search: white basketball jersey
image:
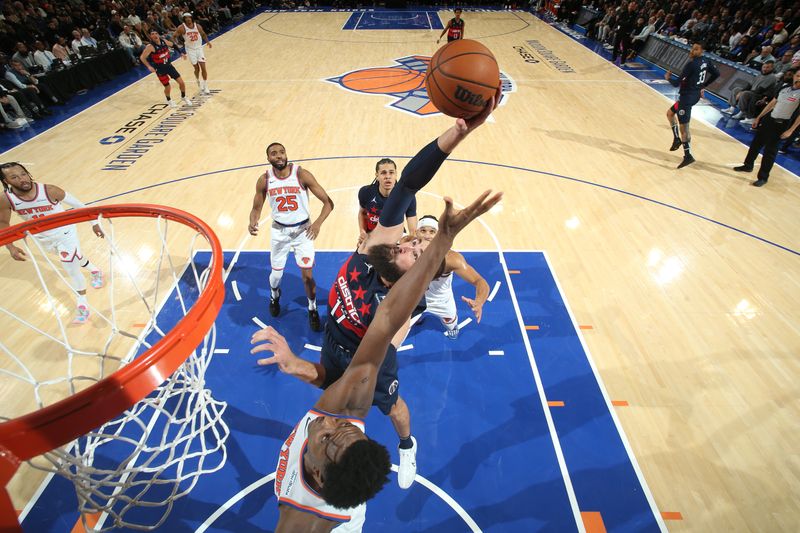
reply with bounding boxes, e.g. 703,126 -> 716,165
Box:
4,183 -> 68,240
183,23 -> 202,51
275,409 -> 366,525
426,271 -> 454,302
266,164 -> 311,226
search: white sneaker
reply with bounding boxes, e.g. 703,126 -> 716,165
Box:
397,436 -> 417,489
444,326 -> 460,339
72,305 -> 90,325
202,86 -> 211,95
168,100 -> 178,108
731,111 -> 744,119
721,106 -> 736,114
740,118 -> 754,125
182,97 -> 192,106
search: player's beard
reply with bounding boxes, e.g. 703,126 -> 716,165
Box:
272,160 -> 287,171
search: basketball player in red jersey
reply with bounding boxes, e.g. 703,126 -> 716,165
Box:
356,159 -> 417,247
172,13 -> 212,95
437,8 -> 465,44
0,162 -> 105,324
248,143 -> 334,332
140,30 -> 192,109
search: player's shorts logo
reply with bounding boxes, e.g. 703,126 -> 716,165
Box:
302,257 -> 310,265
60,251 -> 69,258
679,109 -> 685,116
326,55 -> 515,117
388,379 -> 398,395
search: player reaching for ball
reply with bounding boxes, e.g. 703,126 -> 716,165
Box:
251,92 -> 500,532
254,189 -> 502,532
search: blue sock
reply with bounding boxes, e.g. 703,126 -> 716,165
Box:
399,435 -> 414,449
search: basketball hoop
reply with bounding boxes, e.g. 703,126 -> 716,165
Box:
0,204 -> 228,531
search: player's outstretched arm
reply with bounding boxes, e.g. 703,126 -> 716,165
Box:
316,190 -> 503,418
250,326 -> 327,387
248,174 -> 267,236
298,168 -> 334,240
361,91 -> 500,253
46,185 -> 104,238
450,250 -> 490,323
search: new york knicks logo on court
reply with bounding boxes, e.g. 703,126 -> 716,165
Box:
326,55 -> 515,117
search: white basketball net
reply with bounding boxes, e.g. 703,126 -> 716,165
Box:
0,212 -> 229,531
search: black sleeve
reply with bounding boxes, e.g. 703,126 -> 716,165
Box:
406,196 -> 417,218
357,185 -> 372,208
704,61 -> 720,87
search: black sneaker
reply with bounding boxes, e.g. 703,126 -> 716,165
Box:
677,155 -> 695,169
308,308 -> 321,332
670,138 -> 682,151
269,289 -> 280,317
751,179 -> 768,187
734,165 -> 753,172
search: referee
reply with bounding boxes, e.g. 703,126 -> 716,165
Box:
735,69 -> 800,187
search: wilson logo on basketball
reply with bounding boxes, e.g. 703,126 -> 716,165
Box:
325,55 -> 515,117
454,86 -> 486,107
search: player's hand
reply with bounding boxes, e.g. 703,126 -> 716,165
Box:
92,224 -> 105,238
248,222 -> 258,236
7,245 -> 26,261
251,326 -> 299,372
305,221 -> 321,240
664,70 -> 672,80
700,88 -> 705,98
458,85 -> 502,133
752,118 -> 760,129
147,66 -> 156,73
181,53 -> 187,60
438,190 -> 503,241
357,229 -> 367,247
781,128 -> 794,139
462,296 -> 483,323
436,38 -> 440,44
207,42 -> 213,48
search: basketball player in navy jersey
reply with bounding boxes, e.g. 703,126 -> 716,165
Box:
357,159 -> 417,246
253,90 -> 500,495
253,190 -> 501,532
664,41 -> 719,168
437,8 -> 465,44
140,30 -> 192,109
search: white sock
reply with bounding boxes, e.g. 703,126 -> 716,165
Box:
443,316 -> 458,331
269,270 -> 283,297
308,298 -> 317,311
77,294 -> 88,308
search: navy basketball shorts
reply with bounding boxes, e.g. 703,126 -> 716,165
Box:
671,94 -> 700,124
320,331 -> 400,415
155,64 -> 181,86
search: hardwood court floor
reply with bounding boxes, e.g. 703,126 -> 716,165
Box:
1,9 -> 798,532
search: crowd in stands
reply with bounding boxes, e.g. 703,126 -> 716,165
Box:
557,0 -> 800,148
0,0 -> 262,132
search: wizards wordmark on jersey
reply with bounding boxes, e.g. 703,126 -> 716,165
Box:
325,55 -> 515,117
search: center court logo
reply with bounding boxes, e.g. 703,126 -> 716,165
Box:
325,55 -> 515,117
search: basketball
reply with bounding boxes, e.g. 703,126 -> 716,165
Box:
425,39 -> 500,119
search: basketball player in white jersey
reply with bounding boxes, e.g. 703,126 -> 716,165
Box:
0,163 -> 105,324
248,142 -> 334,332
172,13 -> 212,95
252,190 -> 502,532
415,214 -> 489,339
